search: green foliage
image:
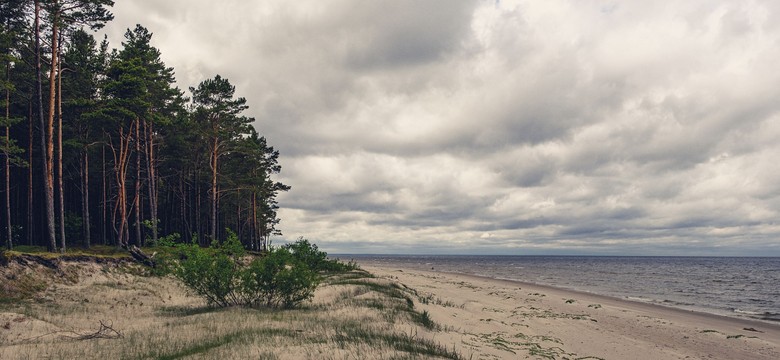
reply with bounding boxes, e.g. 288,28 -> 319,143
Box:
241,248 -> 318,308
219,229 -> 245,258
284,237 -> 359,272
153,232 -> 180,248
173,238 -> 326,309
174,244 -> 238,307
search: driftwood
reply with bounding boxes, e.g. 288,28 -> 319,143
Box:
127,245 -> 156,268
69,320 -> 123,340
15,320 -> 122,344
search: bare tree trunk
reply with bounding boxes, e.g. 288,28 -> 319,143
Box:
196,168 -> 201,245
81,150 -> 91,248
143,120 -> 158,243
56,45 -> 65,252
134,119 -> 141,246
101,144 -> 106,244
35,0 -> 56,252
236,190 -> 241,241
252,192 -> 257,251
179,174 -> 187,241
27,100 -> 33,246
111,124 -> 133,247
4,64 -> 11,250
210,138 -> 218,242
46,10 -> 59,252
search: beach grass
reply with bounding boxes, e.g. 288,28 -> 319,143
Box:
0,259 -> 463,359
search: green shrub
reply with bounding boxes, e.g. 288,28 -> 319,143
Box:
284,237 -> 358,272
174,237 -> 319,309
153,232 -> 180,248
175,244 -> 239,307
241,248 -> 318,308
219,229 -> 245,258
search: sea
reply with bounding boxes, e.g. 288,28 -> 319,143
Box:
340,255 -> 780,323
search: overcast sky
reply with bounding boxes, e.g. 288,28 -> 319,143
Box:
102,0 -> 780,256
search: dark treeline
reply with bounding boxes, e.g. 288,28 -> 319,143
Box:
1,1 -> 289,252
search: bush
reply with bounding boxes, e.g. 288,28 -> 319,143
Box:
284,237 -> 358,272
175,244 -> 239,307
174,237 -> 320,308
151,232 -> 180,248
241,248 -> 318,308
218,229 -> 245,258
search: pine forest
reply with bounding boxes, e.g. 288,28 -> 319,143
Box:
0,1 -> 290,253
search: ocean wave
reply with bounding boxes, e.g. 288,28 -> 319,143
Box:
733,309 -> 764,316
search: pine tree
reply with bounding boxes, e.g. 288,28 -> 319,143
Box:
62,29 -> 104,248
1,0 -> 29,249
114,25 -> 183,245
190,75 -> 253,243
40,0 -> 113,252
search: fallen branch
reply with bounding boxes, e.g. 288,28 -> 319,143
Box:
62,320 -> 123,340
128,245 -> 156,267
14,320 -> 122,344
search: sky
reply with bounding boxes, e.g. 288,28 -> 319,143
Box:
101,0 -> 780,256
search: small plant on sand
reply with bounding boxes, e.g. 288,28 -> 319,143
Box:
415,310 -> 437,330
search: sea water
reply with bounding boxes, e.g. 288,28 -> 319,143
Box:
345,255 -> 780,323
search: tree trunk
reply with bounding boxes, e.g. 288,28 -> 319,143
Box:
27,99 -> 33,246
210,138 -> 218,242
56,45 -> 65,252
111,124 -> 133,247
81,150 -> 91,248
35,0 -> 56,252
46,10 -> 59,252
4,64 -> 11,250
236,190 -> 241,241
195,170 -> 200,245
143,119 -> 158,243
179,174 -> 187,241
101,144 -> 106,244
252,192 -> 257,251
134,119 -> 141,246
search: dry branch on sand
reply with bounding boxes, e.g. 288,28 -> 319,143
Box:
66,320 -> 123,340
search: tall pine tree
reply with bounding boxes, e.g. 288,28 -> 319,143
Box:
190,75 -> 253,242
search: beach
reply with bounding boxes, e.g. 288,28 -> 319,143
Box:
2,258 -> 779,359
363,264 -> 780,359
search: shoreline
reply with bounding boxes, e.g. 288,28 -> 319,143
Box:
344,254 -> 780,326
440,269 -> 780,329
362,263 -> 780,359
447,269 -> 780,333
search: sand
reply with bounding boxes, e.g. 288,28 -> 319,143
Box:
363,264 -> 780,359
2,258 -> 779,359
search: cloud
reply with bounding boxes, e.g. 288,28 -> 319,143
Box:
103,0 -> 780,255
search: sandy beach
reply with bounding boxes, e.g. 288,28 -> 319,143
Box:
2,258 -> 779,359
363,264 -> 780,359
